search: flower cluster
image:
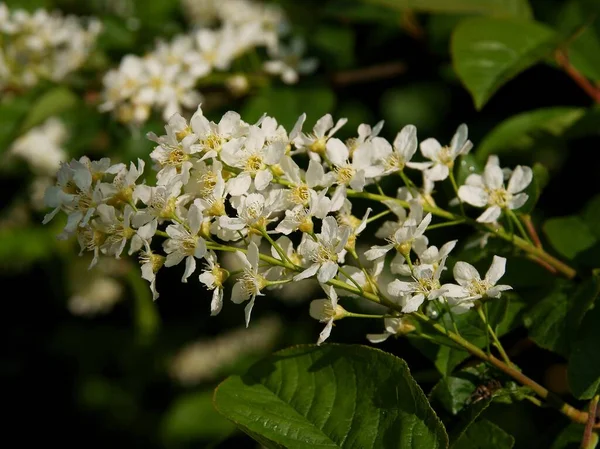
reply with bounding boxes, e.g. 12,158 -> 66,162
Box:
43,105 -> 524,344
100,0 -> 316,125
0,4 -> 101,89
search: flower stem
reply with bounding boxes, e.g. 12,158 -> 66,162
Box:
448,170 -> 465,215
260,228 -> 294,267
346,189 -> 576,279
413,311 -> 592,426
582,395 -> 600,449
477,304 -> 512,367
507,209 -> 533,245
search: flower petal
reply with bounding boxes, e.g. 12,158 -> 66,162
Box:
476,205 -> 502,223
458,185 -> 488,207
507,165 -> 533,194
485,255 -> 506,285
454,261 -> 480,286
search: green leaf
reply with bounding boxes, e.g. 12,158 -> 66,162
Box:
475,107 -> 585,161
451,419 -> 514,449
553,0 -> 600,81
568,285 -> 600,399
19,86 -> 79,133
0,95 -> 31,153
161,391 -> 236,444
582,195 -> 600,239
550,423 -> 589,449
543,216 -> 597,260
242,86 -> 335,131
0,226 -> 57,269
430,366 -> 485,415
213,344 -> 448,448
380,83 -> 451,136
451,18 -> 558,109
524,277 -> 600,356
311,25 -> 355,69
455,154 -> 483,186
359,0 -> 532,18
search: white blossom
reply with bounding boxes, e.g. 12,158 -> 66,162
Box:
419,124 -> 473,181
458,156 -> 532,223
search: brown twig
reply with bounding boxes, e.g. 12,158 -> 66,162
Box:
522,214 -> 543,248
555,49 -> 600,104
331,61 -> 406,86
582,395 -> 600,449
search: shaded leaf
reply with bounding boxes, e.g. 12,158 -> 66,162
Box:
524,276 -> 599,357
19,86 -> 79,133
360,0 -> 532,18
476,107 -> 585,161
214,344 -> 448,448
568,285 -> 600,399
452,419 -> 514,448
543,216 -> 597,260
451,18 -> 558,109
161,391 -> 236,444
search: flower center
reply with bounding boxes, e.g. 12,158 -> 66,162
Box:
417,276 -> 441,294
488,188 -> 511,208
167,147 -> 188,167
384,153 -> 404,171
335,165 -> 355,185
202,134 -> 224,153
244,154 -> 264,174
181,236 -> 198,255
438,146 -> 454,166
289,184 -> 310,205
240,269 -> 266,296
309,137 -> 326,154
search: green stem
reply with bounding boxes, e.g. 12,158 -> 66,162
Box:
260,228 -> 294,267
477,304 -> 512,367
345,189 -> 576,279
507,209 -> 533,244
338,266 -> 364,293
448,170 -> 465,215
426,219 -> 466,231
413,311 -> 591,426
366,209 -> 391,224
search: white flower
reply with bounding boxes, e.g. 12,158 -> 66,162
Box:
387,258 -> 448,313
138,242 -> 165,300
365,202 -> 431,261
391,240 -> 457,276
326,137 -> 383,193
293,113 -> 347,158
275,189 -> 331,235
198,250 -> 228,316
9,117 -> 67,175
338,257 -> 384,297
309,284 -> 346,345
190,106 -> 246,158
219,191 -> 283,235
458,156 -> 532,223
162,202 -> 207,282
263,36 -> 318,84
132,174 -> 184,229
419,123 -> 473,181
221,126 -> 285,195
231,242 -> 267,327
367,317 -> 415,343
444,256 -> 512,308
294,216 -> 351,283
376,125 -> 430,175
